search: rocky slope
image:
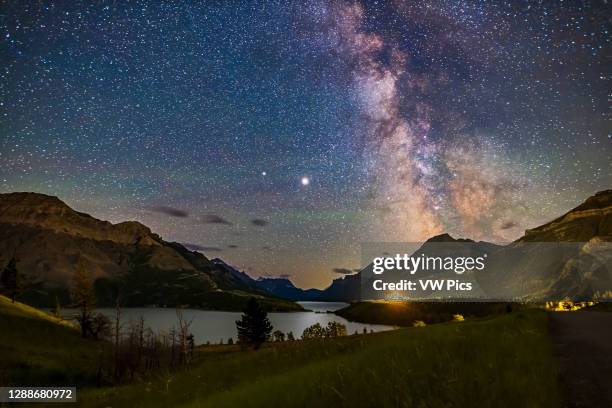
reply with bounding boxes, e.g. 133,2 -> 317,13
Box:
278,190 -> 612,302
0,192 -> 300,311
519,189 -> 612,243
477,190 -> 612,301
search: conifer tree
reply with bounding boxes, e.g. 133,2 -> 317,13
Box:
235,297 -> 272,349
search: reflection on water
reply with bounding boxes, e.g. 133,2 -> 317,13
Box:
297,301 -> 352,312
61,302 -> 394,345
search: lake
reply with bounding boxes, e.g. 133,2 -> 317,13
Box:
62,302 -> 394,344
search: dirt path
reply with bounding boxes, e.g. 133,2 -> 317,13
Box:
549,311 -> 612,408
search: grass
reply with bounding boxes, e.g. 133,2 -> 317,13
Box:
80,310 -> 559,408
0,296 -> 561,407
0,295 -> 105,387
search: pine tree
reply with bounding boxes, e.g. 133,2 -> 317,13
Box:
1,257 -> 20,303
235,297 -> 272,349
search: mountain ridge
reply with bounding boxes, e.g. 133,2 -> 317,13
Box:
0,192 -> 301,311
260,190 -> 612,302
1,190 -> 611,304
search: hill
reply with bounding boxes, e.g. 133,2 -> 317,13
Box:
0,192 -> 301,311
519,189 -> 612,242
476,190 -> 612,301
0,295 -> 103,386
0,292 -> 560,407
335,301 -> 519,326
299,190 -> 612,303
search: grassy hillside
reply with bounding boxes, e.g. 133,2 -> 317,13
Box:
0,297 -> 560,407
81,310 -> 559,408
335,301 -> 521,326
0,295 -> 105,387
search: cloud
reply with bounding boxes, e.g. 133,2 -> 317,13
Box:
201,246 -> 223,252
201,214 -> 233,225
181,242 -> 204,251
147,206 -> 189,218
500,220 -> 518,230
251,219 -> 270,227
332,267 -> 354,274
182,243 -> 222,252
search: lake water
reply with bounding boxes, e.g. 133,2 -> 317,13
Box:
62,302 -> 394,344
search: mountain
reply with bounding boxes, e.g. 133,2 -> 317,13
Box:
211,258 -> 266,293
285,190 -> 612,302
0,192 -> 301,311
476,190 -> 612,301
255,277 -> 325,301
519,189 -> 612,242
311,273 -> 362,302
206,260 -> 327,302
324,233 -> 497,302
255,233 -> 497,302
2,190 -> 609,307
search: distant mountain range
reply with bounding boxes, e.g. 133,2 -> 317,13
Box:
0,192 -> 300,311
259,190 -> 612,302
0,190 -> 610,308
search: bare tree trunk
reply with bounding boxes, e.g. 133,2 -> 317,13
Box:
170,329 -> 176,367
113,296 -> 121,381
137,315 -> 144,368
175,307 -> 193,365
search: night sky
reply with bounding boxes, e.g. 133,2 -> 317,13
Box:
1,1 -> 610,288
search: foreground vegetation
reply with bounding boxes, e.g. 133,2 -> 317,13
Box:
335,301 -> 522,326
0,296 -> 560,407
0,295 -> 104,387
82,310 -> 559,407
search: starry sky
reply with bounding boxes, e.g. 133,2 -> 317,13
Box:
1,1 -> 610,289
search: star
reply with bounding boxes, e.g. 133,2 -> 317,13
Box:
0,0 -> 608,289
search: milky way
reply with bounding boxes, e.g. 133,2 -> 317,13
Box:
1,1 -> 610,288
